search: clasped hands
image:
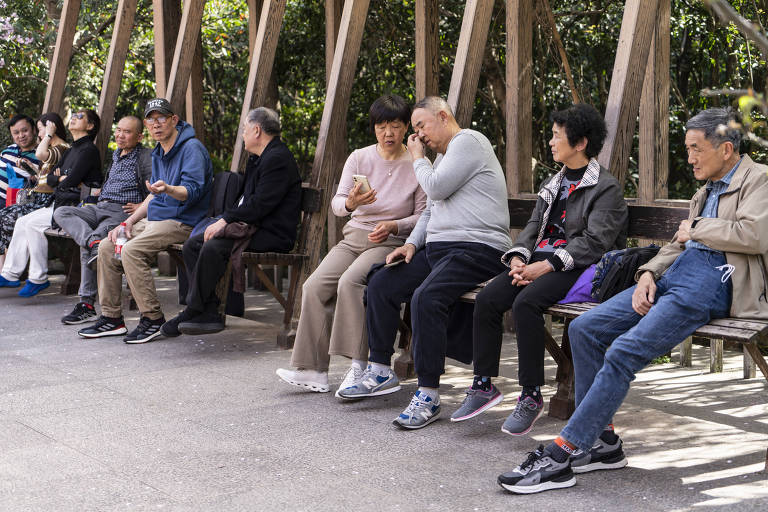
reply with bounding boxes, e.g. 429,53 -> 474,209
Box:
508,256 -> 552,286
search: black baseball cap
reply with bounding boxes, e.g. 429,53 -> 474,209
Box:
144,98 -> 174,118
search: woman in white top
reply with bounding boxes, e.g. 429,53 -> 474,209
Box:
277,94 -> 427,395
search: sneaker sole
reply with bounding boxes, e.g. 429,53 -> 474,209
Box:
498,474 -> 575,494
393,408 -> 441,430
337,383 -> 401,399
450,392 -> 504,422
160,325 -> 182,338
277,372 -> 330,393
78,327 -> 128,338
62,315 -> 98,325
501,406 -> 544,436
124,330 -> 163,344
572,457 -> 627,474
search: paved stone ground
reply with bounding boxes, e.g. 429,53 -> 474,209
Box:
0,273 -> 766,511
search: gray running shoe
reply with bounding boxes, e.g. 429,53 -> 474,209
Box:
498,445 -> 575,494
501,395 -> 544,435
336,365 -> 401,399
571,437 -> 628,474
335,364 -> 365,399
393,391 -> 441,429
450,384 -> 503,422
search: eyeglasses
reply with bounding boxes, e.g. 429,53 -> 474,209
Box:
144,116 -> 170,126
71,113 -> 85,120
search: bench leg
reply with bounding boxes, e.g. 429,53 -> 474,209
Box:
276,264 -> 301,349
678,336 -> 693,367
546,318 -> 575,420
743,343 -> 768,381
393,303 -> 415,379
743,345 -> 757,379
60,242 -> 81,295
710,339 -> 723,373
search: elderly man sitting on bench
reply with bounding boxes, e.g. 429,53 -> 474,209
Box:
498,107 -> 768,494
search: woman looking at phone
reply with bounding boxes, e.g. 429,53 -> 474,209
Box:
277,94 -> 427,395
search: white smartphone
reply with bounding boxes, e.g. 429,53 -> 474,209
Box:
352,174 -> 371,193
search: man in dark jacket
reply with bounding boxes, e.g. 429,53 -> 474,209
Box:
78,98 -> 212,344
54,116 -> 152,324
162,107 -> 302,336
450,104 -> 628,432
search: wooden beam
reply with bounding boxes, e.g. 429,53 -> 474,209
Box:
325,0 -> 344,83
96,0 -> 139,161
303,0 -> 370,280
247,0 -> 263,62
597,0 -> 660,187
415,0 -> 439,100
638,0 -> 670,203
540,0 -> 579,103
230,0 -> 288,172
506,0 -> 534,197
152,0 -> 181,98
447,0 -> 494,127
185,32 -> 205,141
43,0 -> 82,114
165,0 -> 206,115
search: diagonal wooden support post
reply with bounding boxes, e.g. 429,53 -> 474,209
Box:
415,0 -> 440,101
185,33 -> 205,139
597,0 -> 660,187
96,0 -> 139,161
229,0 -> 287,172
447,0 -> 494,127
165,0 -> 206,115
43,0 -> 82,114
301,0 -> 371,282
152,0 -> 181,98
506,0 -> 533,197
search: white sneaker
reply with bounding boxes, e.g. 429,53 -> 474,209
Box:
335,364 -> 365,398
276,368 -> 329,393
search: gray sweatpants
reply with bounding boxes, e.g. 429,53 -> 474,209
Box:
53,202 -> 128,300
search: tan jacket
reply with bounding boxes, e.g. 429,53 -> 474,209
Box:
638,155 -> 768,320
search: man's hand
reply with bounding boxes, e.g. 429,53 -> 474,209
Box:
123,202 -> 139,214
675,219 -> 693,243
368,221 -> 398,244
386,243 -> 416,264
107,219 -> 133,243
146,179 -> 168,195
407,133 -> 425,160
511,260 -> 552,286
204,218 -> 227,242
345,182 -> 377,211
632,271 -> 657,315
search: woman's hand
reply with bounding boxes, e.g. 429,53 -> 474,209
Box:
368,221 -> 398,243
45,121 -> 56,137
511,260 -> 552,286
345,181 -> 377,211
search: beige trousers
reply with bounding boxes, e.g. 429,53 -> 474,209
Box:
290,225 -> 402,371
98,218 -> 192,320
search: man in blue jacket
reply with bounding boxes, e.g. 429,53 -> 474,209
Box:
79,98 -> 212,344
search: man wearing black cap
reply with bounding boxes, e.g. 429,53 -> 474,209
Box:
78,98 -> 213,344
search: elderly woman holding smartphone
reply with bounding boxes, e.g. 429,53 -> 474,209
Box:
277,94 -> 426,396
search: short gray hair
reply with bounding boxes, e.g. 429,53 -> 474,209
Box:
246,107 -> 281,136
686,107 -> 742,150
413,96 -> 454,118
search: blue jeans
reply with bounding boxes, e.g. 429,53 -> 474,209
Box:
562,248 -> 732,451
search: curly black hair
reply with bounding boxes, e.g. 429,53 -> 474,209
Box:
549,103 -> 607,159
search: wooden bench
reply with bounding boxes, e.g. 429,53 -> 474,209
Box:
44,227 -> 81,295
167,183 -> 322,346
395,198 -> 768,421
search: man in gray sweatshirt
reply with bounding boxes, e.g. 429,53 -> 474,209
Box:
337,96 -> 512,429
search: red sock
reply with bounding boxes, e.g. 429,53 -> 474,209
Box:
553,436 -> 577,455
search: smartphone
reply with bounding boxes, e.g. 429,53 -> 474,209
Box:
384,259 -> 405,268
352,174 -> 371,193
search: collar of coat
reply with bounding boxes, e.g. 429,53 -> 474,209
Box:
538,157 -> 601,205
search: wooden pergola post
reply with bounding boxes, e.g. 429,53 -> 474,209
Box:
152,0 -> 181,98
165,0 -> 206,115
229,0 -> 288,172
302,0 -> 370,281
446,0 -> 494,127
43,0 -> 82,114
325,0 -> 346,248
96,0 -> 139,160
415,0 -> 440,101
505,0 -> 534,197
185,34 -> 205,139
597,0 -> 661,187
638,0 -> 670,203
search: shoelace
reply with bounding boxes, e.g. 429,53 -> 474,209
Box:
511,397 -> 536,419
715,264 -> 735,283
404,394 -> 425,414
518,445 -> 546,472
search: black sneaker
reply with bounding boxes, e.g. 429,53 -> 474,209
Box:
78,316 -> 128,338
161,308 -> 198,337
570,437 -> 628,474
62,302 -> 97,325
178,311 -> 225,335
497,445 -> 576,494
124,316 -> 165,344
86,241 -> 100,270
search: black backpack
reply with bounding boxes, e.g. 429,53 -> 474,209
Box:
591,245 -> 661,302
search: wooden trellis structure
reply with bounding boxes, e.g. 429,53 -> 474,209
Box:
43,0 -> 674,298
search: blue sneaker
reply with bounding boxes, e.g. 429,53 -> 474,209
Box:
393,391 -> 441,429
0,275 -> 20,287
18,280 -> 50,297
336,364 -> 401,399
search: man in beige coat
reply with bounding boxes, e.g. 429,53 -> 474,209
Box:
496,107 -> 768,494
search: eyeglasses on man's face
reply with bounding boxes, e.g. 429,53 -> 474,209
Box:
145,116 -> 170,127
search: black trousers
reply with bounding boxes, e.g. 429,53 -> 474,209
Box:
472,263 -> 582,386
366,241 -> 506,388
